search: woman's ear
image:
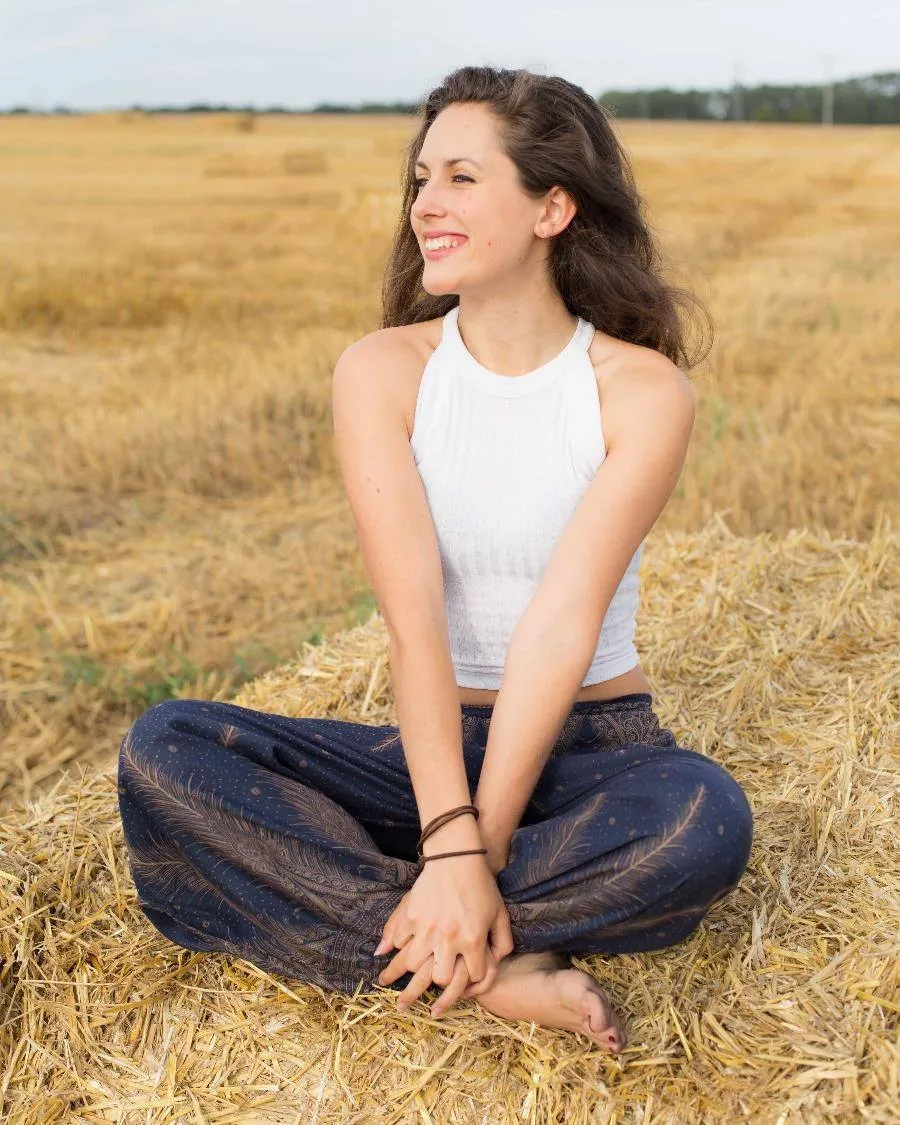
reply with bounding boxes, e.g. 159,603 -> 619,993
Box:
534,186 -> 577,239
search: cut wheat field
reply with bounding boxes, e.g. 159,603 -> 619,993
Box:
0,114 -> 897,1123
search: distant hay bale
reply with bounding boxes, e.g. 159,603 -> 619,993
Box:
281,189 -> 343,210
1,518 -> 897,1121
202,147 -> 329,178
282,148 -> 329,175
202,152 -> 266,178
233,112 -> 257,133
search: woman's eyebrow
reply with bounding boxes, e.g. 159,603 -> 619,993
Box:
414,157 -> 484,170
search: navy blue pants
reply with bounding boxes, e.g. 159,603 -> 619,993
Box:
117,692 -> 753,996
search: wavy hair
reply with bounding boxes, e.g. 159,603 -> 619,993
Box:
381,65 -> 714,370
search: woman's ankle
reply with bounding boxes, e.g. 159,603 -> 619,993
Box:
500,949 -> 572,973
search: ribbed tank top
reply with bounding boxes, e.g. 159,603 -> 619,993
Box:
410,303 -> 643,690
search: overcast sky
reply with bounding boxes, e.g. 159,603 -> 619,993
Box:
1,0 -> 896,110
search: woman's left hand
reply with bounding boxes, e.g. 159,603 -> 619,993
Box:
374,876 -> 511,1016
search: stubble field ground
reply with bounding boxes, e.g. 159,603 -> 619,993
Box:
0,114 -> 897,1122
1,112 -> 896,804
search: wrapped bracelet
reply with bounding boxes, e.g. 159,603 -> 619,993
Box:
416,804 -> 480,858
418,803 -> 479,843
419,847 -> 488,866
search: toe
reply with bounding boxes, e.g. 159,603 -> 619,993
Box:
584,990 -> 626,1053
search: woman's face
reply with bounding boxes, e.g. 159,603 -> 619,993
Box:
410,102 -> 555,296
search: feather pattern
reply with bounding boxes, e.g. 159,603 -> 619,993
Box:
128,826 -> 215,905
218,723 -> 240,748
117,692 -> 750,991
504,783 -> 708,944
120,734 -> 415,929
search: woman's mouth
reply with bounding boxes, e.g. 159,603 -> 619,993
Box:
423,236 -> 467,261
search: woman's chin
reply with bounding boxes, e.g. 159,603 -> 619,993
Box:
420,274 -> 459,297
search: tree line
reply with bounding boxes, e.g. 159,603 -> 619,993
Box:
599,72 -> 899,124
3,72 -> 898,124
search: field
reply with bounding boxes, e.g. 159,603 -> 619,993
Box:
0,113 -> 897,1122
1,112 -> 896,803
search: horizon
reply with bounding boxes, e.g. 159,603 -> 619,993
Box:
1,0 -> 897,113
2,67 -> 896,117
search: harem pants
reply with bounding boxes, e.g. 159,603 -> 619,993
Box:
116,692 -> 753,996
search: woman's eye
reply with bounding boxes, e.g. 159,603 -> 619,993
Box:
413,174 -> 473,188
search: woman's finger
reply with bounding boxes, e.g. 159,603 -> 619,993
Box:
431,940 -> 461,988
374,916 -> 396,956
460,941 -> 489,990
490,908 -> 516,962
377,934 -> 418,986
462,947 -> 498,998
374,892 -> 412,955
431,956 -> 471,1018
396,953 -> 436,1010
374,918 -> 399,958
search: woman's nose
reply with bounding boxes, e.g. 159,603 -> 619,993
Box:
411,182 -> 447,219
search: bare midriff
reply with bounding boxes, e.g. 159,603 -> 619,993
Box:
457,662 -> 653,706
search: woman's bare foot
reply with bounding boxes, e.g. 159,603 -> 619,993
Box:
464,950 -> 626,1053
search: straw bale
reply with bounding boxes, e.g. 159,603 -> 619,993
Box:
202,148 -> 330,178
1,518 -> 897,1123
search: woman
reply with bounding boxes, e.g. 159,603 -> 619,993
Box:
117,65 -> 753,1054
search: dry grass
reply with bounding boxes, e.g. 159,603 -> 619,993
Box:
2,115 -> 898,806
1,518 -> 897,1122
0,112 -> 898,1120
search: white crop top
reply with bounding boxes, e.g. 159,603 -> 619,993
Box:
409,303 -> 643,690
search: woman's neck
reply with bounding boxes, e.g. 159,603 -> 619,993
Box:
455,292 -> 578,378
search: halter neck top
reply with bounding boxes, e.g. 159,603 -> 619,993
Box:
409,304 -> 643,689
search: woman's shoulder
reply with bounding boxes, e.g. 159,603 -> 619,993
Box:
346,316 -> 444,367
339,317 -> 446,439
587,329 -> 693,446
589,328 -> 687,394
588,328 -> 677,381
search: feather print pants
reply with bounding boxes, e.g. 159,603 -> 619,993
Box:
117,692 -> 753,996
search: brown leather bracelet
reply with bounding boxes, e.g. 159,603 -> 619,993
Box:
416,804 -> 480,857
418,848 -> 488,866
418,804 -> 479,844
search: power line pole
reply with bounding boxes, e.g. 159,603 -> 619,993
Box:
731,60 -> 744,122
821,54 -> 835,125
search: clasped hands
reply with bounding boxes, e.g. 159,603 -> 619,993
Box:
375,847 -> 514,1018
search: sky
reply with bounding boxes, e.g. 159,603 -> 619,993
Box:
1,0 -> 897,111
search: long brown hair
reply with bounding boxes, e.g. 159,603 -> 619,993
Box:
381,65 -> 714,370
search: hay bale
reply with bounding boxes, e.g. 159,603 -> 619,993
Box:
233,113 -> 257,134
202,153 -> 264,178
1,518 -> 897,1121
202,147 -> 330,179
281,149 -> 329,176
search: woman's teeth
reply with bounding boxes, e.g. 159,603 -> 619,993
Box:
425,237 -> 465,250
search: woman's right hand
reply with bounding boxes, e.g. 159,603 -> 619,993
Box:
375,852 -> 515,1015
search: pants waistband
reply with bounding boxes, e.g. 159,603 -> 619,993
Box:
460,692 -> 652,714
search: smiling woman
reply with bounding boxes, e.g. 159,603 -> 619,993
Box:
383,67 -> 713,366
117,64 -> 750,1053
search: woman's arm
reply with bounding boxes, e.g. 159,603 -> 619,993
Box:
332,331 -> 478,847
474,355 -> 696,859
334,330 -> 514,1012
387,635 -> 482,855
